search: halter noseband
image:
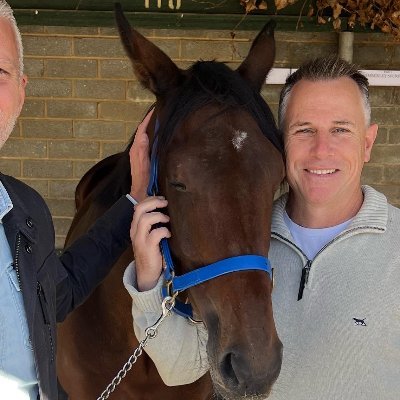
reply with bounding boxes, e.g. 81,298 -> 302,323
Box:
146,117 -> 273,319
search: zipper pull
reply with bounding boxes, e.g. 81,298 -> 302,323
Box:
37,282 -> 50,324
297,260 -> 311,301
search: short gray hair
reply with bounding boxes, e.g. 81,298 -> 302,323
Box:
278,57 -> 370,130
0,1 -> 24,75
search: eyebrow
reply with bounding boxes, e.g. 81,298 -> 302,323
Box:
0,57 -> 19,70
332,120 -> 355,126
0,57 -> 15,65
288,121 -> 311,129
288,120 -> 356,129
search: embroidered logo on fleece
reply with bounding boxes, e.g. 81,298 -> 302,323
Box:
353,317 -> 367,326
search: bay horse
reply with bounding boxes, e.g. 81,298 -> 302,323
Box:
57,5 -> 285,400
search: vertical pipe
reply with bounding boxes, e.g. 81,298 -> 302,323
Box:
338,31 -> 354,62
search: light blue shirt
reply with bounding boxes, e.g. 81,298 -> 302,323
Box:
283,211 -> 352,260
0,181 -> 38,399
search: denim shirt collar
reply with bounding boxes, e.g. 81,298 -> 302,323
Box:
0,180 -> 13,222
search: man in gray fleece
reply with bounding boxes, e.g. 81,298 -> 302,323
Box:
125,57 -> 400,399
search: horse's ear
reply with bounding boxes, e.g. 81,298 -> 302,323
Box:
115,3 -> 182,95
237,20 -> 276,92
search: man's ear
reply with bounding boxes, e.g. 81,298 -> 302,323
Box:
18,74 -> 27,112
364,123 -> 378,162
21,74 -> 28,88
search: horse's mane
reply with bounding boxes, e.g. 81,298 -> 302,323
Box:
157,61 -> 283,155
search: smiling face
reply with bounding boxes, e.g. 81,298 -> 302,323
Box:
283,77 -> 377,224
0,17 -> 26,150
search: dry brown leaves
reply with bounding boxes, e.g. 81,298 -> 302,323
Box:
314,0 -> 400,38
239,0 -> 400,38
275,0 -> 298,10
240,0 -> 268,13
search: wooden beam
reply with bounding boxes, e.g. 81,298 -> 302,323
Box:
13,9 -> 376,33
9,0 -> 379,33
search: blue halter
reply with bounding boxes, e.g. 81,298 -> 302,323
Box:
146,117 -> 273,319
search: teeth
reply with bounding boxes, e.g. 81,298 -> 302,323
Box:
308,169 -> 336,175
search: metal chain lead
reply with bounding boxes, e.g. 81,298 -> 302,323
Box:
96,295 -> 176,400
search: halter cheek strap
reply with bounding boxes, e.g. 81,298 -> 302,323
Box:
147,118 -> 160,196
147,117 -> 273,319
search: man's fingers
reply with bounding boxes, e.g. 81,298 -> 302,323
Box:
137,108 -> 155,135
136,212 -> 170,238
129,108 -> 155,201
134,197 -> 167,216
131,197 -> 168,238
129,129 -> 149,173
133,108 -> 155,146
131,196 -> 167,235
148,227 -> 171,247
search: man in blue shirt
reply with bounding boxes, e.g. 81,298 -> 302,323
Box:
0,2 -> 144,398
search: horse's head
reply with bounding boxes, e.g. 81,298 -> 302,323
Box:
116,5 -> 285,399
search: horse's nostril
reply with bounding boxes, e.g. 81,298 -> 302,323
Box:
217,342 -> 282,397
220,351 -> 240,387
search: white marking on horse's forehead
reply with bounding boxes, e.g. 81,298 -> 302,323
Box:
232,130 -> 248,151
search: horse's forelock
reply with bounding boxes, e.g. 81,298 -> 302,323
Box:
129,60 -> 283,158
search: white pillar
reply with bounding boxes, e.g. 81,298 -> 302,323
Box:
338,31 -> 354,62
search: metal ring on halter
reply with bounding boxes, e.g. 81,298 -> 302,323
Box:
164,275 -> 176,298
181,297 -> 203,325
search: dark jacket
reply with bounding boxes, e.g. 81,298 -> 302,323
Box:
0,173 -> 134,400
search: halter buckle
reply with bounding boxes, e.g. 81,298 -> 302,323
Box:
164,273 -> 176,298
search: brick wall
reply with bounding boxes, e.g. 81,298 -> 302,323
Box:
1,25 -> 399,248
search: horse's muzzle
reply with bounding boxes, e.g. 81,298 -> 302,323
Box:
212,338 -> 283,399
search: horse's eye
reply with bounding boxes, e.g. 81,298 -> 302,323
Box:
169,181 -> 187,192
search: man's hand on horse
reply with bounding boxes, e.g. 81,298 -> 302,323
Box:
129,108 -> 154,202
131,196 -> 170,291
